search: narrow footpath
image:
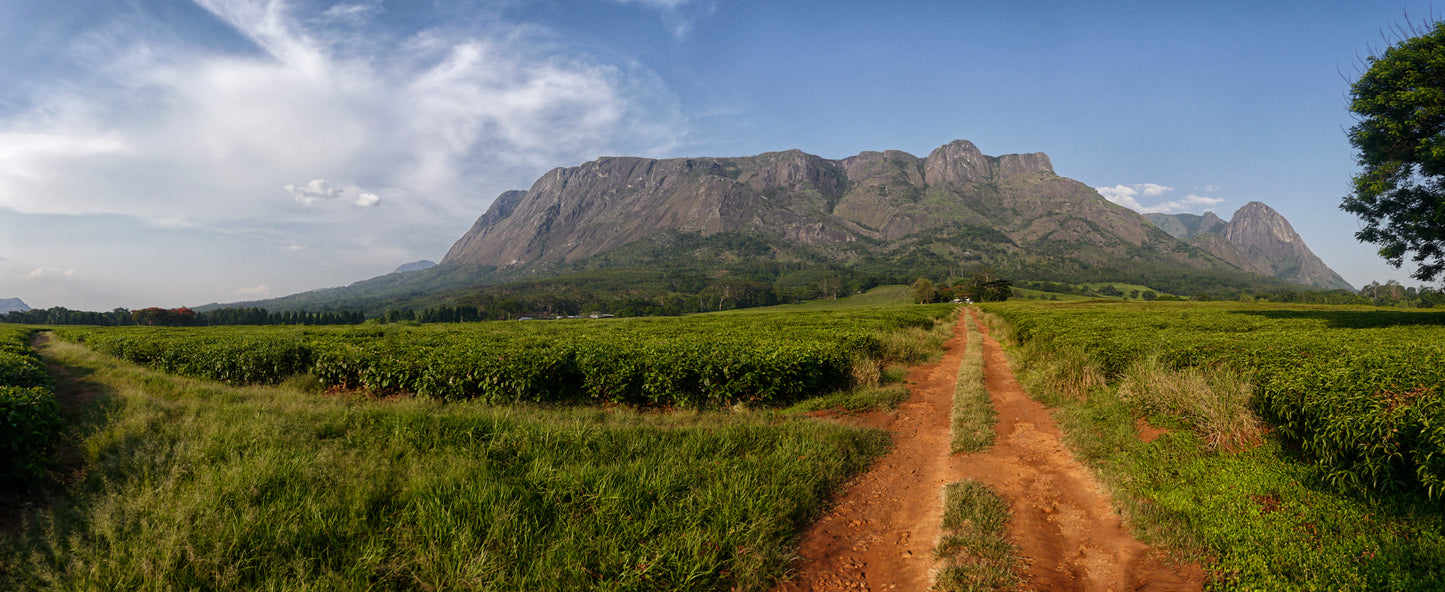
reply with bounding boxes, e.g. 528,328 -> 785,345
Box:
775,310 -> 1204,591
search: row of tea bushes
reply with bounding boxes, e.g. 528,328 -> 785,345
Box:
0,326 -> 61,484
56,305 -> 954,407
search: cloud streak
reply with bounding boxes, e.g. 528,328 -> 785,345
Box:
605,0 -> 718,38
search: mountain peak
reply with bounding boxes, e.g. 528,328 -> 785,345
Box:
1226,201 -> 1296,245
1146,203 -> 1352,291
0,297 -> 31,314
922,140 -> 1052,185
393,260 -> 438,274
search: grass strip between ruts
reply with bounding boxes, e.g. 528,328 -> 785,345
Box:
950,309 -> 994,453
933,479 -> 1020,591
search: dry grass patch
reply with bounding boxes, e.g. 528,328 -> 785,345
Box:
1117,355 -> 1262,449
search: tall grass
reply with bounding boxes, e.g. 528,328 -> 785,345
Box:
950,310 -> 994,453
0,340 -> 889,591
1116,354 -> 1262,449
1009,339 -> 1107,404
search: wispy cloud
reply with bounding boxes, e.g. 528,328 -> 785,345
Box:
605,0 -> 718,38
1095,183 -> 1224,214
25,267 -> 77,279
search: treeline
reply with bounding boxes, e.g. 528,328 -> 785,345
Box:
1,307 -> 135,326
1,306 -> 365,327
405,278 -> 796,323
1016,278 -> 1445,308
192,307 -> 365,326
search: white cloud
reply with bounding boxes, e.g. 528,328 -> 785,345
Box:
1176,194 -> 1225,209
237,284 -> 271,296
1136,183 -> 1172,197
1096,183 -> 1225,215
286,179 -> 342,205
1095,184 -> 1146,211
354,192 -> 380,208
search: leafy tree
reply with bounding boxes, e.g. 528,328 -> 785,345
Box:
910,278 -> 936,304
957,269 -> 1012,302
1345,20 -> 1445,281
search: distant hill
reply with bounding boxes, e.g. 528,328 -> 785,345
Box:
393,260 -> 438,274
0,298 -> 30,314
1145,203 -> 1353,291
217,140 -> 1312,314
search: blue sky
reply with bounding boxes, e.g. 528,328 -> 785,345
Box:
0,0 -> 1437,309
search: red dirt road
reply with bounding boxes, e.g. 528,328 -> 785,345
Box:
775,311 -> 1204,591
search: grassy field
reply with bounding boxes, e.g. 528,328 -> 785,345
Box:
0,338 -> 907,591
981,300 -> 1445,590
0,302 -> 965,591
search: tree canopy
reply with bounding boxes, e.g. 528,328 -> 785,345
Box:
1345,20 -> 1445,282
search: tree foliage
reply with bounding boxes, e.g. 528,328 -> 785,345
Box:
957,268 -> 1012,303
1345,20 -> 1445,281
910,278 -> 936,304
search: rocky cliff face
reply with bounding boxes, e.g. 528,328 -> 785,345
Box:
442,140 -> 1232,280
1146,203 -> 1352,290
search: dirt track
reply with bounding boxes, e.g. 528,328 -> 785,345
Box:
775,310 -> 1204,591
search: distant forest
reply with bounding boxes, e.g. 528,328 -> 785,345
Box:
1,307 -> 364,327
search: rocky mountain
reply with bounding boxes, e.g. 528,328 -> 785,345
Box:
393,260 -> 438,274
443,140 -> 1248,286
0,298 -> 31,314
1145,203 -> 1353,291
214,141 -> 1316,315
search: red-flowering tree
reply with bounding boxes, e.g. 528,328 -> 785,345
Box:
131,307 -> 196,327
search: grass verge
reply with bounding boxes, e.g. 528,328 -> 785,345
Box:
950,309 -> 994,453
0,339 -> 890,591
932,480 -> 1020,591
